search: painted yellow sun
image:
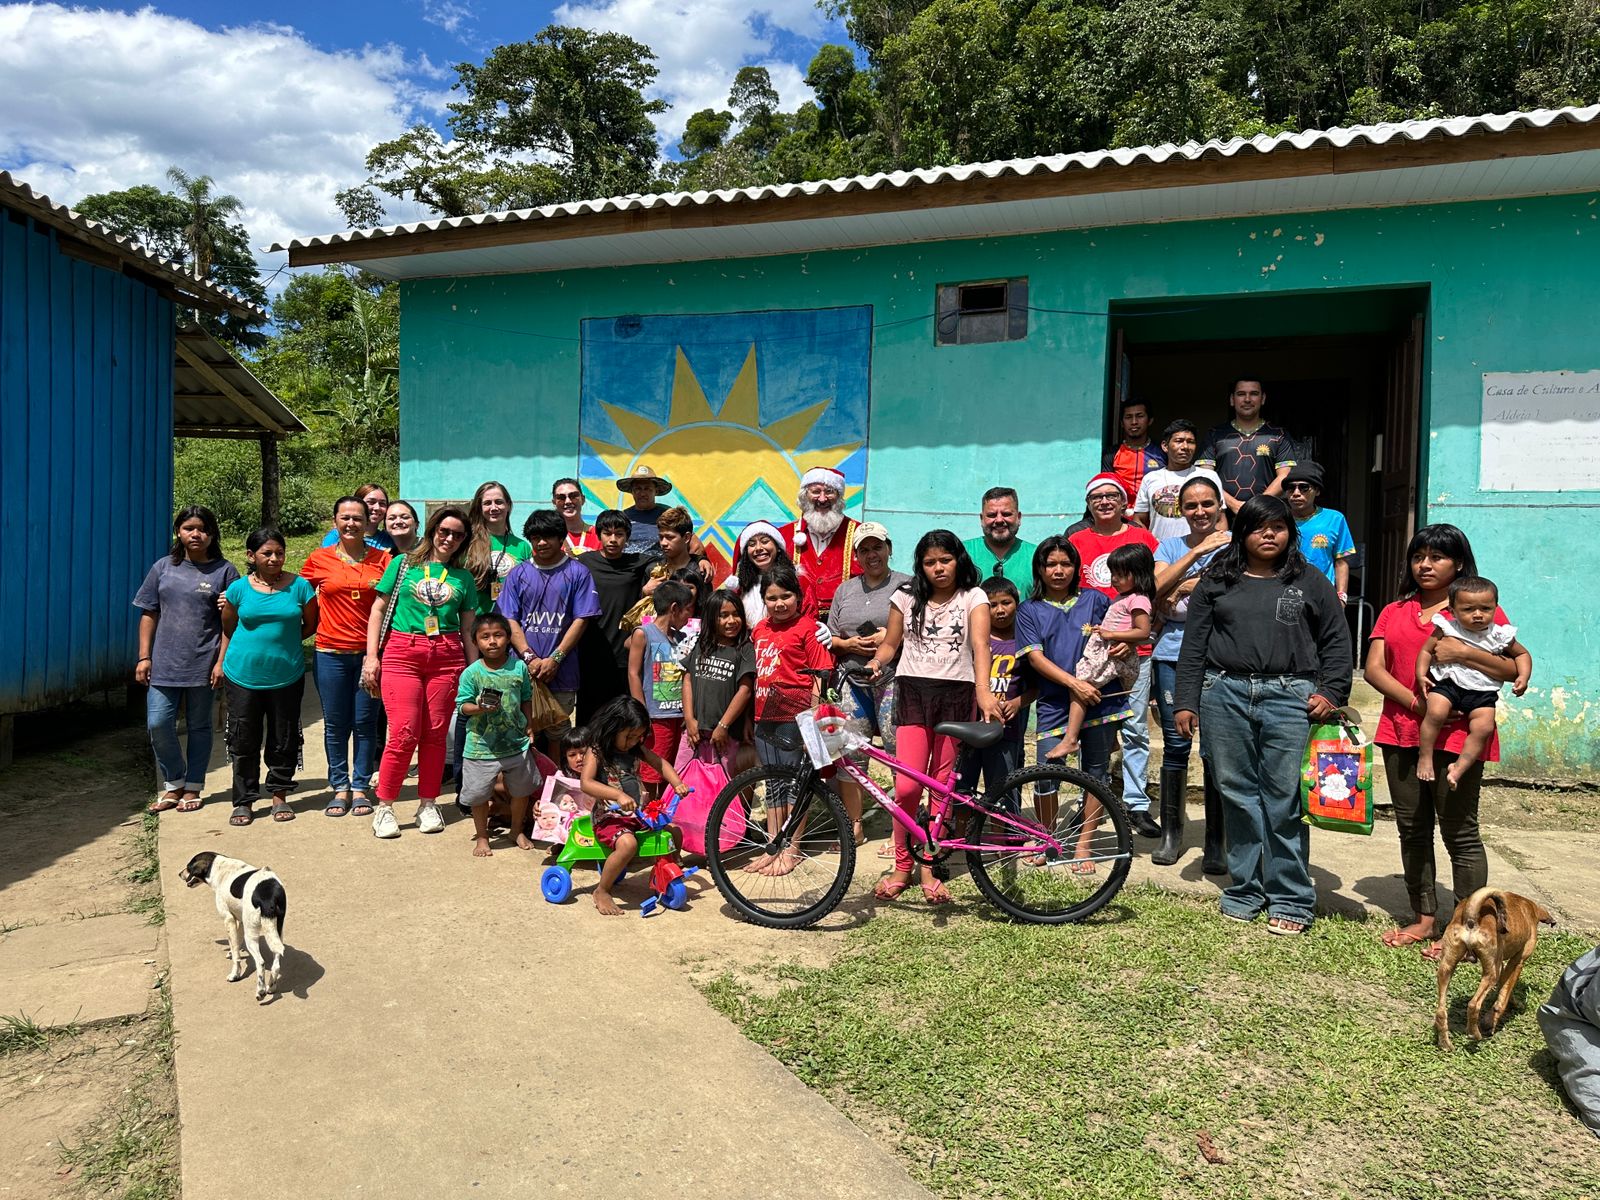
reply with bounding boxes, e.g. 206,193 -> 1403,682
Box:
582,345 -> 860,555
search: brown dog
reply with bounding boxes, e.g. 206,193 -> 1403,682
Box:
1434,887 -> 1555,1050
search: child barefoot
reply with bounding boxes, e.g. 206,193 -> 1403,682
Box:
580,696 -> 688,916
1047,544 -> 1154,760
455,614 -> 541,857
1416,576 -> 1531,790
627,580 -> 696,804
681,591 -> 755,776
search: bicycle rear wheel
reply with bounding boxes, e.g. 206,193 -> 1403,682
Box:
705,764 -> 855,929
963,764 -> 1132,924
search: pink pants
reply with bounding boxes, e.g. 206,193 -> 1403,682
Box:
891,724 -> 958,873
377,632 -> 465,802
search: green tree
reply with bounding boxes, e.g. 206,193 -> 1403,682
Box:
679,108 -> 736,158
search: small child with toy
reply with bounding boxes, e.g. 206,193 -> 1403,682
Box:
454,613 -> 542,858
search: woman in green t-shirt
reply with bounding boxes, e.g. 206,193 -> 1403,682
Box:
220,527 -> 319,826
362,505 -> 480,840
468,480 -> 532,611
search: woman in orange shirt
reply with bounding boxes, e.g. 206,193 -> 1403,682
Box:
301,496 -> 392,816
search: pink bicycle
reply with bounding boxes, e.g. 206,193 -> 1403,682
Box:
704,665 -> 1133,928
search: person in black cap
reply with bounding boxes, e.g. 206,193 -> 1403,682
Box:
1283,460 -> 1355,605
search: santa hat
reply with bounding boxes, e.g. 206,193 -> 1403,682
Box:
801,466 -> 846,492
737,520 -> 784,559
1085,472 -> 1129,502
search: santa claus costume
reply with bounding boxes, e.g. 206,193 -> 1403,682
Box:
781,466 -> 862,618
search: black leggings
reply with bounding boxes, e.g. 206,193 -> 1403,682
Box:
225,677 -> 304,806
1381,745 -> 1488,917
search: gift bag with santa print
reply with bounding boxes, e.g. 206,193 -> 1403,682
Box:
1301,712 -> 1374,835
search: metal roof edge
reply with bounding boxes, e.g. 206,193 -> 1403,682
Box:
272,106 -> 1600,258
1,171 -> 266,320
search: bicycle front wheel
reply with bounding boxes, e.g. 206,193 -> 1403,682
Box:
964,764 -> 1132,924
705,764 -> 855,929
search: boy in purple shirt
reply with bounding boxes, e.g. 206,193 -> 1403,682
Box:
957,577 -> 1035,804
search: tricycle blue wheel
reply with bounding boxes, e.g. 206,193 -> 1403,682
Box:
540,866 -> 572,904
665,879 -> 689,910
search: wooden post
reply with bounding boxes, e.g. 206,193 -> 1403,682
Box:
260,434 -> 281,527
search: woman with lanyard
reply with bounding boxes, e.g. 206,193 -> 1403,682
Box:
301,496 -> 392,818
1015,535 -> 1128,870
1149,476 -> 1231,870
321,482 -> 394,552
1173,495 -> 1351,936
827,522 -> 910,852
552,477 -> 600,556
385,500 -> 421,556
362,506 -> 479,840
219,528 -> 319,825
134,505 -> 239,813
469,481 -> 531,606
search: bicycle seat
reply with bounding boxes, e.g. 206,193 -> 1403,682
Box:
934,721 -> 1005,749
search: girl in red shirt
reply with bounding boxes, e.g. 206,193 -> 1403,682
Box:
750,565 -> 833,875
1364,524 -> 1520,957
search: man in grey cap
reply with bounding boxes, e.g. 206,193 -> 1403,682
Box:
1283,460 -> 1355,605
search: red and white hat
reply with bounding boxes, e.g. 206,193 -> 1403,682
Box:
1084,472 -> 1129,502
737,520 -> 784,558
801,466 -> 846,492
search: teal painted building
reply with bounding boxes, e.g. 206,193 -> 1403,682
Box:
283,108 -> 1600,779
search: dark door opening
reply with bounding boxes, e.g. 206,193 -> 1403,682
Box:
1107,287 -> 1428,621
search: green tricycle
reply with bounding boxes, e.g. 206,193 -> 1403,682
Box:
538,790 -> 699,916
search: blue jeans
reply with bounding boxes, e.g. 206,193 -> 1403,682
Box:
1198,670 -> 1316,924
1119,656 -> 1153,810
147,683 -> 216,792
1152,660 -> 1193,771
314,651 -> 381,793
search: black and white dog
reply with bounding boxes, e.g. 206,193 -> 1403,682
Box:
179,852 -> 288,1003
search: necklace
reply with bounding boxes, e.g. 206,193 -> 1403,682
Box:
335,541 -> 365,567
249,572 -> 289,592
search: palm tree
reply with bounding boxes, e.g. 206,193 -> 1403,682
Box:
165,166 -> 245,282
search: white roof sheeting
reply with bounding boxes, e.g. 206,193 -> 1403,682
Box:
275,106 -> 1600,279
1,171 -> 265,318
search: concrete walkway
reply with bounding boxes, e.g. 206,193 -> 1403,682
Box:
158,690 -> 931,1200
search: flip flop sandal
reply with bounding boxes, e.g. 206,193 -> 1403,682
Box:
271,800 -> 296,822
873,878 -> 910,901
176,794 -> 204,812
875,842 -> 896,859
229,804 -> 254,826
325,795 -> 350,818
920,881 -> 952,905
1266,918 -> 1307,936
1068,860 -> 1097,876
350,795 -> 374,816
148,796 -> 180,813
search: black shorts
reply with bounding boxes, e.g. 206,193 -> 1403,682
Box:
1430,677 -> 1499,715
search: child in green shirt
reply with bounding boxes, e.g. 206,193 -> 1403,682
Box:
455,614 -> 541,857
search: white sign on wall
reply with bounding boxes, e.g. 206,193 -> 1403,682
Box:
1481,371 -> 1600,491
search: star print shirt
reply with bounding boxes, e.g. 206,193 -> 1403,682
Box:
889,586 -> 989,683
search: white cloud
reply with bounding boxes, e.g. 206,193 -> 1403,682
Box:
421,0 -> 475,38
554,0 -> 824,145
0,4 -> 435,285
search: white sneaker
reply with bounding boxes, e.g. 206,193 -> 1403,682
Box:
416,802 -> 444,835
372,806 -> 401,839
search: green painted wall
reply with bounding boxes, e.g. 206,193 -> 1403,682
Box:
400,191 -> 1600,778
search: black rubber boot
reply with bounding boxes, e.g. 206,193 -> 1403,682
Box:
1150,765 -> 1186,866
1201,766 -> 1226,876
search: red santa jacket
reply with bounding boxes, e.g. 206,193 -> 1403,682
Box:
780,516 -> 862,617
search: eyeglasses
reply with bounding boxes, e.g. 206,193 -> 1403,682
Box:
436,527 -> 467,541
1088,492 -> 1123,504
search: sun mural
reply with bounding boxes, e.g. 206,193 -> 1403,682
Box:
578,307 -> 873,562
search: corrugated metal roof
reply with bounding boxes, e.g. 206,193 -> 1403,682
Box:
275,106 -> 1600,281
174,325 -> 306,437
1,171 -> 265,319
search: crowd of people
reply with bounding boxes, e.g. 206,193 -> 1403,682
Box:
132,377 -> 1530,945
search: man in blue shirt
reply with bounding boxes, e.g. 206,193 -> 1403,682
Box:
1284,461 -> 1355,604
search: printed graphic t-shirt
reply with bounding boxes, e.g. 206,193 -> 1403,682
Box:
688,641 -> 756,728
1197,422 -> 1297,504
374,558 -> 479,637
753,614 -> 834,721
1067,525 -> 1159,656
889,587 -> 989,683
987,634 -> 1033,743
483,531 -> 533,609
456,657 -> 533,759
1296,507 -> 1356,586
496,556 -> 603,692
132,557 -> 241,687
1134,466 -> 1224,541
640,622 -> 685,718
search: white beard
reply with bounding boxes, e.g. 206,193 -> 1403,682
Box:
801,501 -> 845,541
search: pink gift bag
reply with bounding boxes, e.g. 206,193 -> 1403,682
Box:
665,742 -> 740,855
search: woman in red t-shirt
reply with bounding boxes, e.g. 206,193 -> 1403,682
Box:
1365,524 -> 1519,956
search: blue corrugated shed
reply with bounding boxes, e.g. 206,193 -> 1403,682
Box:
0,202 -> 174,713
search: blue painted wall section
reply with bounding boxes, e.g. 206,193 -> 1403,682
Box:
399,192 -> 1600,778
0,204 -> 173,713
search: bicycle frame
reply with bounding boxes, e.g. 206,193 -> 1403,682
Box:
829,744 -> 1068,857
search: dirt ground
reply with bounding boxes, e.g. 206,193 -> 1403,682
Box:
0,703 -> 177,1200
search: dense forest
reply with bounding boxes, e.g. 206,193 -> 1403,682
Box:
76,0 -> 1600,530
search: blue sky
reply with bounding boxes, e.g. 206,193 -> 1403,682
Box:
0,0 -> 844,283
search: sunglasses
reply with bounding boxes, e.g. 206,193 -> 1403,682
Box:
553,492 -> 582,503
1285,482 -> 1316,493
436,526 -> 468,541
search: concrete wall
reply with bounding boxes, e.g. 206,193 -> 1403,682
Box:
399,191 -> 1600,778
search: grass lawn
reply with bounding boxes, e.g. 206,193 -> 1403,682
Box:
701,882 -> 1600,1199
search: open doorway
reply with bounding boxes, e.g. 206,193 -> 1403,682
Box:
1107,287 -> 1428,620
